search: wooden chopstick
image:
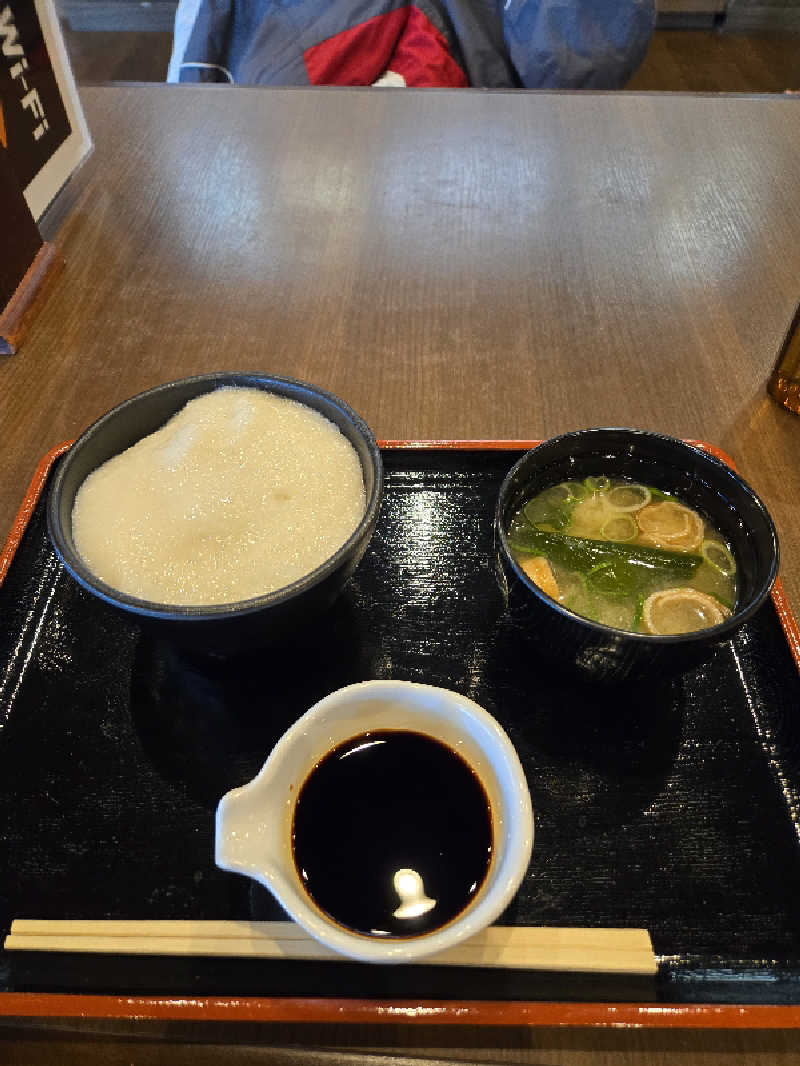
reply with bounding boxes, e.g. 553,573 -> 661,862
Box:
4,920 -> 657,974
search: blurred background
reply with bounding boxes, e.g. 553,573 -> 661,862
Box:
58,0 -> 799,89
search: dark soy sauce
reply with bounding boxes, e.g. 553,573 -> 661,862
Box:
291,730 -> 493,938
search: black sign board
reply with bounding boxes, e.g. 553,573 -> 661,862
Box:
0,0 -> 89,219
1,0 -> 83,352
0,143 -> 41,304
1,139 -> 62,354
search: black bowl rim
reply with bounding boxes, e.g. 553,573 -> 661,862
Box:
495,426 -> 780,647
47,372 -> 384,621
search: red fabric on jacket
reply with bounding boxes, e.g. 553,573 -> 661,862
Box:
304,5 -> 467,87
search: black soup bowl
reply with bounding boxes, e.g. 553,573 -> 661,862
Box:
495,428 -> 779,683
47,373 -> 384,654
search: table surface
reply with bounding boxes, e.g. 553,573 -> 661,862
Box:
2,85 -> 800,1061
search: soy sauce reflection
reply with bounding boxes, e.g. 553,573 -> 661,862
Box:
291,731 -> 493,937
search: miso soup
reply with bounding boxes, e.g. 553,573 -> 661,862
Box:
507,477 -> 737,635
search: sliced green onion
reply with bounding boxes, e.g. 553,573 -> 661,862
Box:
536,512 -> 569,532
523,489 -> 571,528
548,484 -> 574,505
584,476 -> 610,494
522,498 -> 554,527
607,484 -> 651,512
701,539 -> 736,577
601,514 -> 638,542
558,480 -> 589,502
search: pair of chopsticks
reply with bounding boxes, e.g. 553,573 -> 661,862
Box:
4,920 -> 656,975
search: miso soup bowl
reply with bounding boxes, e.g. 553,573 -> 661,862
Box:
47,373 -> 383,654
216,680 -> 534,964
495,428 -> 779,683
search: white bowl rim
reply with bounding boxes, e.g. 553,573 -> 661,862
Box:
47,372 -> 384,621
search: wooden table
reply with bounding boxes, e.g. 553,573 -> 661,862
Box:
2,85 -> 800,1062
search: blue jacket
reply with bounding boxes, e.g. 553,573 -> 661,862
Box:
167,0 -> 654,89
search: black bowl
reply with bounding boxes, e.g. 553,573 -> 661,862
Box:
48,373 -> 383,653
495,428 -> 779,682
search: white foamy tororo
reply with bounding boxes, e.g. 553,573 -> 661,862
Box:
72,388 -> 366,606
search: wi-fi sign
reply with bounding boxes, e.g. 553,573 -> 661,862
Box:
0,0 -> 91,221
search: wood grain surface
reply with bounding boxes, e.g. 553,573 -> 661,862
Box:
2,84 -> 800,1061
626,30 -> 800,92
3,85 -> 799,610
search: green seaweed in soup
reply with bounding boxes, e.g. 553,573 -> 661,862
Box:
507,477 -> 737,635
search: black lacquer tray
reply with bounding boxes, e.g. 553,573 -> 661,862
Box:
2,443 -> 800,1025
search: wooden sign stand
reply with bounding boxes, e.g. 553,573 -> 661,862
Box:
0,144 -> 63,356
0,241 -> 63,356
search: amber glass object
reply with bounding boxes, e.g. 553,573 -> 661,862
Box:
768,302 -> 800,415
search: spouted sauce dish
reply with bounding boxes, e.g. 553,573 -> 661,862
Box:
291,731 -> 493,938
508,477 -> 737,635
